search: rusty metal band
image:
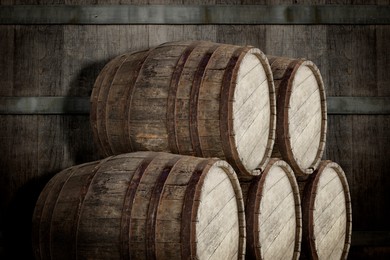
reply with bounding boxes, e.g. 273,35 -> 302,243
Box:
326,162 -> 352,260
33,167 -> 74,260
73,157 -> 114,258
145,156 -> 182,260
276,59 -> 305,175
244,175 -> 262,260
102,53 -> 135,156
90,59 -> 112,157
95,54 -> 128,156
124,46 -> 158,152
180,159 -> 211,258
301,161 -> 326,260
167,42 -> 199,154
219,46 -> 251,174
122,50 -> 152,153
47,165 -> 87,260
254,162 -> 273,259
3,97 -> 390,115
120,153 -> 157,260
189,44 -> 220,157
1,5 -> 390,25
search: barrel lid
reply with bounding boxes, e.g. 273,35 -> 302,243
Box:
224,48 -> 276,177
302,160 -> 352,260
277,60 -> 327,175
246,158 -> 302,260
191,159 -> 246,260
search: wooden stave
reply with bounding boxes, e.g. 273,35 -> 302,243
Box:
90,41 -> 276,177
32,151 -> 246,260
299,160 -> 352,260
267,56 -> 327,176
242,158 -> 302,260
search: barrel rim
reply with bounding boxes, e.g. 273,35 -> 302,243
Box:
302,160 -> 352,260
276,59 -> 327,176
191,159 -> 246,260
246,158 -> 302,260
224,47 -> 276,177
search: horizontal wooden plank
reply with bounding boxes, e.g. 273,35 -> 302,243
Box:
0,5 -> 389,25
327,97 -> 390,115
352,231 -> 390,246
0,97 -> 90,114
0,96 -> 389,115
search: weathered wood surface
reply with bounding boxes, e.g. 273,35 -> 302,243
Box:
91,40 -> 276,177
32,151 -> 246,260
267,56 -> 327,176
1,0 -> 390,259
299,160 -> 352,260
242,158 -> 301,260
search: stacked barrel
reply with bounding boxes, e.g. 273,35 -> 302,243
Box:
32,41 -> 352,260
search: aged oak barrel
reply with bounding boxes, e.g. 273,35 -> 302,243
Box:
91,41 -> 276,177
32,152 -> 246,260
240,159 -> 302,260
299,160 -> 352,260
267,56 -> 327,175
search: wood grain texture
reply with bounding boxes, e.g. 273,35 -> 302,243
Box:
300,160 -> 352,260
243,158 -> 302,260
1,0 -> 390,258
90,40 -> 276,177
325,115 -> 390,231
32,151 -> 246,260
267,57 -> 327,176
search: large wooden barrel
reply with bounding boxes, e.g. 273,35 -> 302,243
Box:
299,160 -> 352,260
241,159 -> 302,260
268,56 -> 327,175
32,152 -> 246,260
91,40 -> 276,177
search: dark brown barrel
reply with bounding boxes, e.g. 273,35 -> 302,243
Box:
32,152 -> 246,260
241,158 -> 302,260
90,41 -> 276,177
299,160 -> 352,260
268,56 -> 327,176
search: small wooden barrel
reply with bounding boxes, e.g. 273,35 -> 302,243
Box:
268,56 -> 327,175
32,152 -> 246,260
241,159 -> 302,260
91,41 -> 276,177
299,161 -> 352,260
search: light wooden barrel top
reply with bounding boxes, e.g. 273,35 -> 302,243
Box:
233,49 -> 273,174
268,56 -> 327,175
245,159 -> 302,260
301,161 -> 352,260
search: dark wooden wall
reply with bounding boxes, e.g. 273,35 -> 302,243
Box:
0,0 -> 389,259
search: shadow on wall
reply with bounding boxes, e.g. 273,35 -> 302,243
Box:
65,59 -> 108,164
2,59 -> 108,259
3,173 -> 53,260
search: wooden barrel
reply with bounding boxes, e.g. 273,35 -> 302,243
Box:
268,56 -> 327,175
90,40 -> 276,177
32,152 -> 246,260
241,158 -> 302,260
299,160 -> 352,260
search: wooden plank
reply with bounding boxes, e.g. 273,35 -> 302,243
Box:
325,112 -> 390,234
0,26 -> 14,96
327,97 -> 390,114
1,5 -> 390,25
377,25 -> 390,96
326,25 -> 377,96
0,23 -> 43,260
